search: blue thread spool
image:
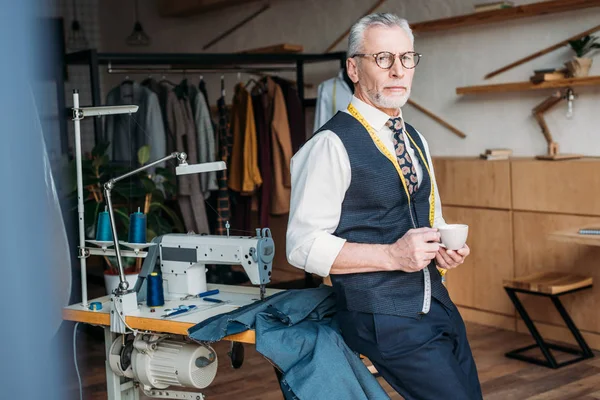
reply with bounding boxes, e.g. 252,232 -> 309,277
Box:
95,207 -> 113,242
128,207 -> 147,244
146,272 -> 164,307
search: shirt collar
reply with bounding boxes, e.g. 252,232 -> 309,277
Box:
350,95 -> 403,132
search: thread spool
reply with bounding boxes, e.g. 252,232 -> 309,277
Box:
128,207 -> 147,244
146,272 -> 164,307
95,207 -> 113,241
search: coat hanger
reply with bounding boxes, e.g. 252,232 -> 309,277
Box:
159,74 -> 178,87
121,74 -> 134,85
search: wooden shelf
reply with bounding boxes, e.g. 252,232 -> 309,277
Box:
456,76 -> 600,95
411,0 -> 600,33
549,228 -> 600,247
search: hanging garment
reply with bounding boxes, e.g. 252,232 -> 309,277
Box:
313,69 -> 353,132
264,77 -> 293,215
215,95 -> 232,236
251,88 -> 272,228
190,85 -> 219,199
104,81 -> 166,166
229,83 -> 262,194
271,77 -> 306,155
162,81 -> 209,234
141,78 -> 177,158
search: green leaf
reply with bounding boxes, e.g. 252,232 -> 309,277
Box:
114,208 -> 131,241
151,189 -> 165,203
139,175 -> 156,193
113,184 -> 148,199
92,141 -> 110,158
149,202 -> 185,233
138,145 -> 151,166
154,167 -> 172,177
147,229 -> 157,241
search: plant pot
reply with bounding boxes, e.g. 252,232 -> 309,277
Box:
565,57 -> 593,77
104,270 -> 139,295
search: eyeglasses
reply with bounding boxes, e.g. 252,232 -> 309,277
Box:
351,51 -> 422,70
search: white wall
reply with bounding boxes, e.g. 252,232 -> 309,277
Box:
97,0 -> 600,157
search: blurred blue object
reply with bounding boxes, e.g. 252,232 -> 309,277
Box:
0,1 -> 71,398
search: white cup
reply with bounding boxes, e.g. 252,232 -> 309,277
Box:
437,224 -> 469,250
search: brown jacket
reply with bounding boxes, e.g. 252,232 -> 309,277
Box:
229,83 -> 262,195
265,77 -> 293,215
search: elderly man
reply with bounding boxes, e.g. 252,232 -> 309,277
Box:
286,13 -> 483,400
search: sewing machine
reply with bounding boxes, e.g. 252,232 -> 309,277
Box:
87,229 -> 277,400
158,228 -> 275,301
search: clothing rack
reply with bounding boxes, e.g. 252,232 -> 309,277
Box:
64,49 -> 347,144
64,49 -> 347,289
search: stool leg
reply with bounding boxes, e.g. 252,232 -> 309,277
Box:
550,295 -> 594,358
505,288 -> 558,368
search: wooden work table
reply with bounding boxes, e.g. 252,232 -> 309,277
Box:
63,284 -> 284,399
63,284 -> 284,344
549,228 -> 600,247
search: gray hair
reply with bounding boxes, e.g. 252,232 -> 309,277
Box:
348,13 -> 414,56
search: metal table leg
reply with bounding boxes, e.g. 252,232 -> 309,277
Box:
104,328 -> 139,400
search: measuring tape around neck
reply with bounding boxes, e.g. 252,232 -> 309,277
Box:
347,103 -> 435,227
346,103 -> 445,296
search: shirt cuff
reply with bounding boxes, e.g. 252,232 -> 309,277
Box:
304,234 -> 346,277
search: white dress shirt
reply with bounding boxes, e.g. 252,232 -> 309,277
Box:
313,69 -> 354,132
286,96 -> 446,277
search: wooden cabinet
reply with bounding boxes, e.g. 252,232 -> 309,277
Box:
511,158 -> 600,216
433,158 -> 511,209
444,207 -> 514,315
436,157 -> 600,349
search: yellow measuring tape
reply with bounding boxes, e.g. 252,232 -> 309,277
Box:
347,103 -> 446,276
347,103 -> 435,226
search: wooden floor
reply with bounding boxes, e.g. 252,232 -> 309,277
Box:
65,320 -> 600,400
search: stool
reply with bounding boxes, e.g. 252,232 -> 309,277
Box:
503,271 -> 594,368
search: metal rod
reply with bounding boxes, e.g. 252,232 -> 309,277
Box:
104,185 -> 127,293
89,49 -> 102,145
107,66 -> 297,74
203,3 -> 270,50
296,60 -> 304,104
505,288 -> 558,367
110,152 -> 181,185
65,50 -> 349,66
73,90 -> 88,308
103,152 -> 185,293
550,295 -> 594,357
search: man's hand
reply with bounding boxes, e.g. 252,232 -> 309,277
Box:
435,244 -> 470,270
386,227 -> 441,273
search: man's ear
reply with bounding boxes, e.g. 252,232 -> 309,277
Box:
346,58 -> 359,84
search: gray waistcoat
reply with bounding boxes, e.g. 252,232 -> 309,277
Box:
317,112 -> 453,318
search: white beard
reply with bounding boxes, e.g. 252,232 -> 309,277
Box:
369,88 -> 411,109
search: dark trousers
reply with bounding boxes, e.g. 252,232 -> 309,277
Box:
337,299 -> 483,400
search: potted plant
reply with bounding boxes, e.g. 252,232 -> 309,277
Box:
69,141 -> 184,294
566,35 -> 600,77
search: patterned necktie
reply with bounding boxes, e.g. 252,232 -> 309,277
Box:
386,117 -> 419,195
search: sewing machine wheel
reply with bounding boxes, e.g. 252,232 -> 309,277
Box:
120,338 -> 134,371
228,341 -> 244,369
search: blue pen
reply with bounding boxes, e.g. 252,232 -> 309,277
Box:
203,297 -> 224,303
162,305 -> 197,319
198,289 -> 219,298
